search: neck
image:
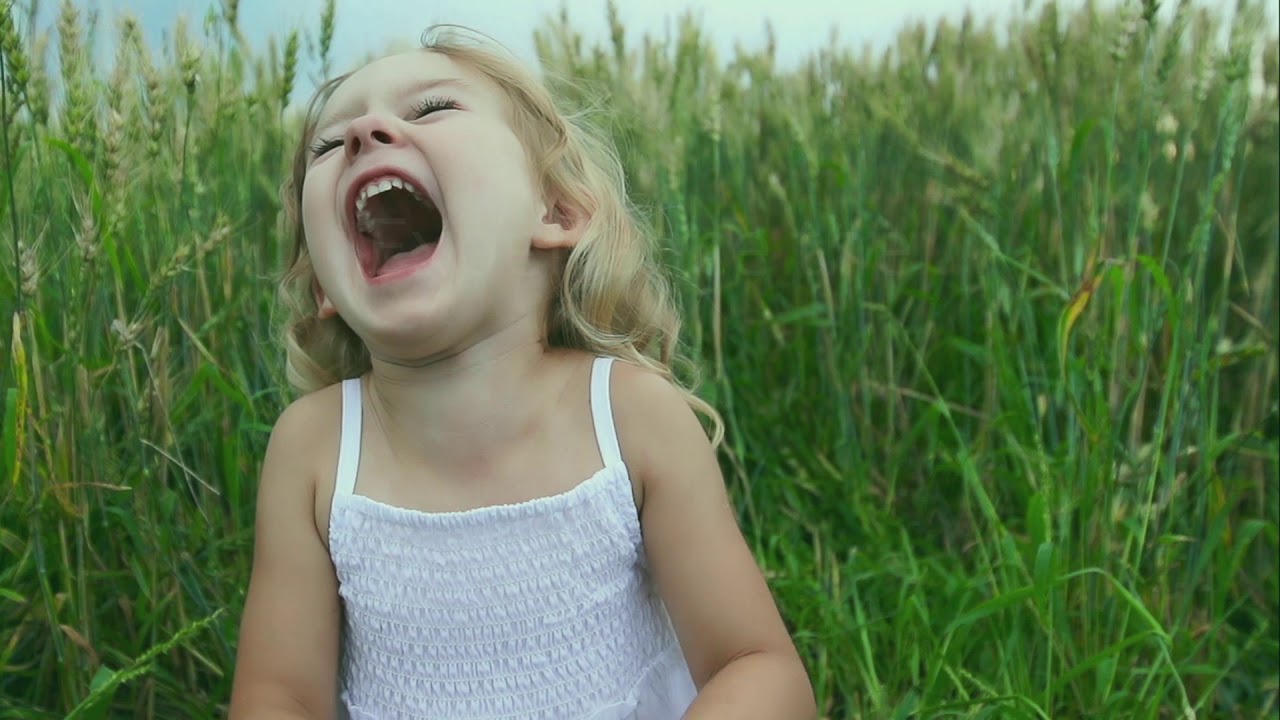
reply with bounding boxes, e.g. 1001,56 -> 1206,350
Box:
363,321 -> 559,470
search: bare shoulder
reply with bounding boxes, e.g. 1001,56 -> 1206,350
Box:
607,360 -> 717,511
267,383 -> 345,534
607,359 -> 699,420
271,382 -> 343,448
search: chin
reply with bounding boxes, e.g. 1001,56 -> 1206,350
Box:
354,303 -> 469,360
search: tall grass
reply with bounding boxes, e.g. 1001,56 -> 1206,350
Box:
1,0 -> 1276,717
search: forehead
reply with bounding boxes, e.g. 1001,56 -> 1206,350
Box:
314,51 -> 501,130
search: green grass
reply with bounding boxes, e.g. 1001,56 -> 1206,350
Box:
1,0 -> 1277,717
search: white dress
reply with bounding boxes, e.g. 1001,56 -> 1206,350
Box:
326,357 -> 698,719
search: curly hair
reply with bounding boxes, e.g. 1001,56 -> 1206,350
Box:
276,25 -> 722,446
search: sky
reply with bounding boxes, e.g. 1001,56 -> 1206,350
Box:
27,0 -> 1278,91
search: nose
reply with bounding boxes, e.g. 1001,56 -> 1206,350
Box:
344,113 -> 403,160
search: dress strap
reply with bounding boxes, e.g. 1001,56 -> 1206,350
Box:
590,357 -> 623,467
335,377 -> 363,499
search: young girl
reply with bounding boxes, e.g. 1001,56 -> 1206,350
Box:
229,25 -> 814,720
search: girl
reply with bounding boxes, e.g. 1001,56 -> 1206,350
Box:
229,25 -> 814,720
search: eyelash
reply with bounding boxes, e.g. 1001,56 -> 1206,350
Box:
411,95 -> 459,119
309,95 -> 460,158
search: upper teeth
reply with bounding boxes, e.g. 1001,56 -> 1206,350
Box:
354,175 -> 426,217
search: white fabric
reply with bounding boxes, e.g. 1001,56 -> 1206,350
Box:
590,356 -> 623,468
327,357 -> 697,719
336,375 -> 362,498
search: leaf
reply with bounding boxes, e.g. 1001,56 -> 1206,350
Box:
946,336 -> 988,363
1049,633 -> 1160,697
1067,117 -> 1101,178
1026,492 -> 1049,548
71,666 -> 118,720
1,388 -> 16,491
1069,568 -> 1170,641
1057,262 -> 1117,377
1097,659 -> 1120,705
945,584 -> 1038,634
771,303 -> 830,327
89,666 -> 116,693
5,313 -> 28,493
1134,254 -> 1173,302
1226,520 -> 1270,586
44,137 -> 105,219
890,691 -> 919,720
1033,542 -> 1055,600
945,568 -> 1171,643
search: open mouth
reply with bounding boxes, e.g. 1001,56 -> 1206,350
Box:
351,175 -> 443,279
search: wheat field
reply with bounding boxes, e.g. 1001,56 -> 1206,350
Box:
0,0 -> 1277,717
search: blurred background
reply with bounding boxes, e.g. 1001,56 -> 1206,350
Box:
21,0 -> 1280,77
0,0 -> 1277,717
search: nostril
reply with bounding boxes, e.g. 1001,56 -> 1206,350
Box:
345,122 -> 394,158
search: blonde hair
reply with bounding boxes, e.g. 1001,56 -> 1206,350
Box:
276,26 -> 723,445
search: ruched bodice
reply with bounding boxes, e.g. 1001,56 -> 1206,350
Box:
327,357 -> 697,719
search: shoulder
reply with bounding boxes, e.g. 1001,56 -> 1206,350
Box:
608,360 -> 700,427
268,382 -> 344,455
260,382 -> 346,538
607,360 -> 719,508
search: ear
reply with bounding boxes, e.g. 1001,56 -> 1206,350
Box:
531,199 -> 586,251
313,279 -> 338,319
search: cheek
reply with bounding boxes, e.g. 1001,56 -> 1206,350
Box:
299,177 -> 326,232
298,186 -> 341,274
445,124 -> 535,195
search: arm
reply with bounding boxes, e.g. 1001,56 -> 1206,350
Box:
613,366 -> 816,720
229,396 -> 342,720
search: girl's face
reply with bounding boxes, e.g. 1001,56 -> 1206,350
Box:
301,51 -> 575,363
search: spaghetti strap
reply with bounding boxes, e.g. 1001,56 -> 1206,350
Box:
590,357 -> 623,468
335,377 -> 362,500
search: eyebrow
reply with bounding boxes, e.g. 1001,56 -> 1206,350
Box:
313,77 -> 469,136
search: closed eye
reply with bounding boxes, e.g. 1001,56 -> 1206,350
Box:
308,96 -> 460,160
411,95 -> 460,119
310,136 -> 341,158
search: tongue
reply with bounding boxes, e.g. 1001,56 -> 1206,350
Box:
377,241 -> 438,276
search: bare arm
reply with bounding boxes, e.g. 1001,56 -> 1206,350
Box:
614,366 -> 816,720
229,396 -> 342,720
